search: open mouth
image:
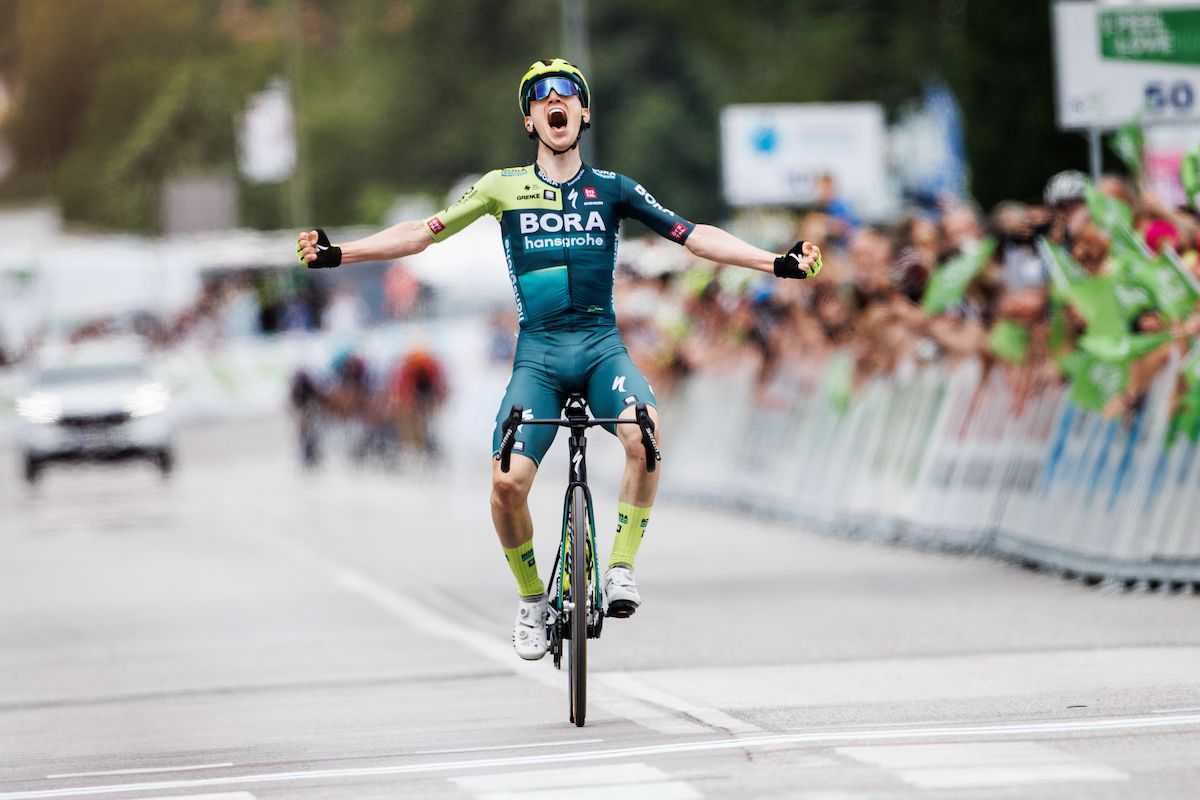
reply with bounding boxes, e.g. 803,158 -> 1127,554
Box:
547,107 -> 568,130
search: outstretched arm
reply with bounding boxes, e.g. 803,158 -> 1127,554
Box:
685,224 -> 821,278
297,221 -> 434,267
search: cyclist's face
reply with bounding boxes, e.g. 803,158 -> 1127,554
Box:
527,89 -> 588,149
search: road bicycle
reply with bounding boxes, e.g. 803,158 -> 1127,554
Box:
497,393 -> 660,726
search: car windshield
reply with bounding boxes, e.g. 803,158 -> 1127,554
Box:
36,363 -> 149,386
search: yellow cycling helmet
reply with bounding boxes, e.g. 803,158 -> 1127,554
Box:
517,58 -> 591,117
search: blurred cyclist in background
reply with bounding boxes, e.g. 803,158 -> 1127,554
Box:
386,345 -> 448,459
298,57 -> 822,660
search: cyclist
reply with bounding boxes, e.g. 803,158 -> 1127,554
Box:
297,58 -> 822,660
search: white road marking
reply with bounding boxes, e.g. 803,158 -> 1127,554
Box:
1152,706 -> 1200,714
416,739 -> 603,755
838,742 -> 1128,789
127,795 -> 254,800
594,673 -> 762,734
5,713 -> 1199,799
253,531 -> 732,736
615,648 -> 1200,713
451,763 -> 703,799
46,765 -> 234,780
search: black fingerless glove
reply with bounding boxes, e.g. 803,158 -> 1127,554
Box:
773,240 -> 821,279
299,228 -> 342,269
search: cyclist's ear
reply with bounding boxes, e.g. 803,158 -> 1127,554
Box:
581,108 -> 590,125
525,117 -> 534,133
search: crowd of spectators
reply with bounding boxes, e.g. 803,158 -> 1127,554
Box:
49,261 -> 435,352
613,170 -> 1200,424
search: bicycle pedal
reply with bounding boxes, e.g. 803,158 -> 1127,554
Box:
606,600 -> 637,618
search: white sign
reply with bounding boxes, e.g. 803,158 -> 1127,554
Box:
720,103 -> 893,218
238,78 -> 297,183
1054,1 -> 1200,129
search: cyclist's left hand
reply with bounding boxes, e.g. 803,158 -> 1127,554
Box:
773,241 -> 822,279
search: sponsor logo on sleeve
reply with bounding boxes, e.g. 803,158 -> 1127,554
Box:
501,167 -> 529,176
428,217 -> 446,234
669,222 -> 688,241
583,187 -> 598,200
592,169 -> 616,179
634,184 -> 675,216
544,190 -> 557,201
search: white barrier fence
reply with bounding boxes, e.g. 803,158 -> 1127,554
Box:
666,352 -> 1200,587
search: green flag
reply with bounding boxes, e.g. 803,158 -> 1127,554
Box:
1169,339 -> 1200,443
1037,237 -> 1090,302
1078,331 -> 1172,363
920,238 -> 996,315
1037,239 -> 1142,333
1127,251 -> 1200,322
1085,184 -> 1149,261
1066,275 -> 1130,335
1061,350 -> 1128,412
987,319 -> 1029,364
1109,116 -> 1143,177
1183,143 -> 1200,211
1182,338 -> 1200,387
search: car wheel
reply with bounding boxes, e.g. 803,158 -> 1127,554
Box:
156,449 -> 174,478
23,455 -> 42,485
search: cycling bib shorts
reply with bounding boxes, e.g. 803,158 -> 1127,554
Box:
491,327 -> 655,465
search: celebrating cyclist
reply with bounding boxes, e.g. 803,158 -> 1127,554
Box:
297,58 -> 822,661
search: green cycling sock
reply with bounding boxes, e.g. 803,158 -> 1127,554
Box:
609,501 -> 650,569
503,540 -> 544,599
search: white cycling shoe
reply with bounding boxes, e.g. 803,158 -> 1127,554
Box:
512,595 -> 549,660
604,566 -> 641,618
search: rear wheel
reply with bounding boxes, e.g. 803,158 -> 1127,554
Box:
568,484 -> 589,727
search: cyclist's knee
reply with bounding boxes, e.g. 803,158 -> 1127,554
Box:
491,457 -> 536,509
617,406 -> 661,462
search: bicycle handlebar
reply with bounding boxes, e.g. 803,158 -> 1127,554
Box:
496,402 -> 660,473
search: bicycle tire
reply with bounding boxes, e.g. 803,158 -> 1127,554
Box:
569,484 -> 588,727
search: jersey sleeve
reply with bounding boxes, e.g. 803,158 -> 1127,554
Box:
423,171 -> 499,242
617,174 -> 695,245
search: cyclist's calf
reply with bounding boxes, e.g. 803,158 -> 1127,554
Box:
491,455 -> 537,549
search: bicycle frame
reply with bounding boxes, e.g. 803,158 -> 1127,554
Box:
496,393 -> 660,725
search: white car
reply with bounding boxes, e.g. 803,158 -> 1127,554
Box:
16,344 -> 174,483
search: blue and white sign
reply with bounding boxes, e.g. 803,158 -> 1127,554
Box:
720,102 -> 894,218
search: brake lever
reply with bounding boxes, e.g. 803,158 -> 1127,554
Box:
635,403 -> 660,473
497,404 -> 524,473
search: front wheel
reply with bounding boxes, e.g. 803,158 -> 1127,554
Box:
568,484 -> 589,727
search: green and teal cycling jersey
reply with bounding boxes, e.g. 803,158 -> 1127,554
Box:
424,163 -> 695,332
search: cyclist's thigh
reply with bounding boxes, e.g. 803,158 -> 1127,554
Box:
586,342 -> 656,434
492,363 -> 563,467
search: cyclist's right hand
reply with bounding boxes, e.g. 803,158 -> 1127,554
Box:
296,229 -> 342,269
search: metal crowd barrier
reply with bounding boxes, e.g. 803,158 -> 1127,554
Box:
664,352 -> 1200,589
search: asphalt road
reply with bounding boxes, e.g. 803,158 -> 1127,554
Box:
2,415 -> 1199,799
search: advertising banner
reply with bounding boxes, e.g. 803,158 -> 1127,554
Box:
1054,2 -> 1200,130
